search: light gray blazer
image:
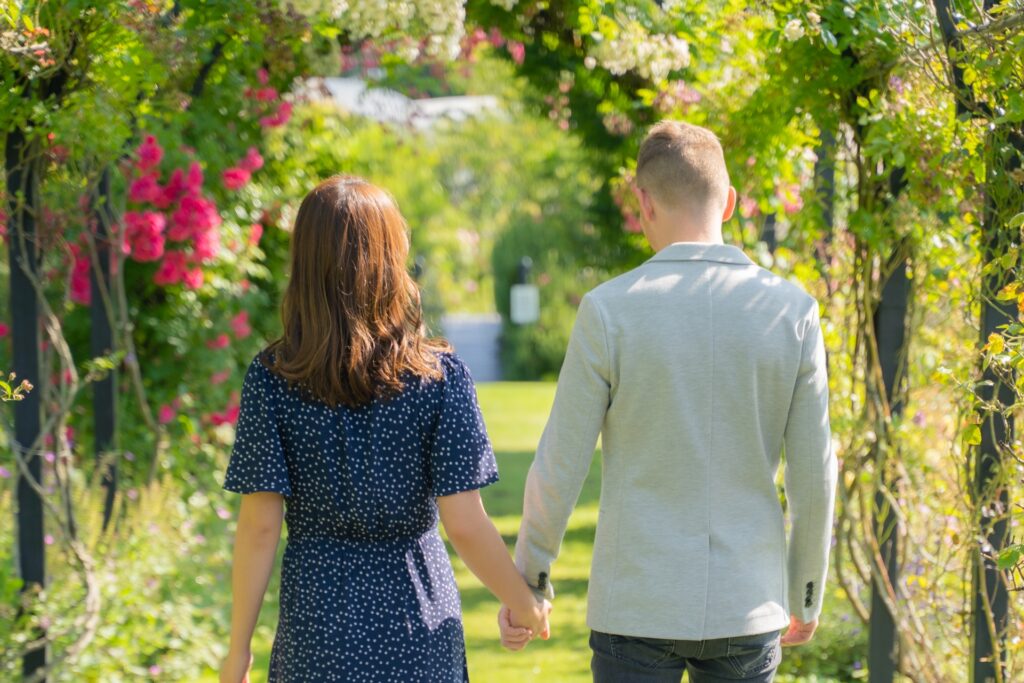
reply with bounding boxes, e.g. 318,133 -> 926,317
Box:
514,241 -> 837,640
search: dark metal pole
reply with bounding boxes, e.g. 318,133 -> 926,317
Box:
517,256 -> 533,285
930,2 -> 1015,678
970,128 -> 1020,683
760,213 -> 777,255
7,127 -> 47,680
815,127 -> 836,249
868,167 -> 909,683
90,167 -> 117,530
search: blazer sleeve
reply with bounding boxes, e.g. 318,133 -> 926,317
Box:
515,293 -> 610,600
783,303 -> 838,622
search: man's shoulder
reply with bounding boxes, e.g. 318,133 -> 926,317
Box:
748,265 -> 819,311
583,266 -> 648,304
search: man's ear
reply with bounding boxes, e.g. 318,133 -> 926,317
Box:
632,184 -> 656,223
722,186 -> 737,222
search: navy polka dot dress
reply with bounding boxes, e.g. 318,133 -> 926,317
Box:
223,351 -> 498,682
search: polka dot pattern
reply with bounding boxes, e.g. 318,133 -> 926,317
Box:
223,351 -> 498,682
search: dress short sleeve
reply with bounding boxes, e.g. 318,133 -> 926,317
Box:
223,354 -> 292,497
430,354 -> 499,497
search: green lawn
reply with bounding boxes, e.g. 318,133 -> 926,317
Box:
200,381 -> 862,682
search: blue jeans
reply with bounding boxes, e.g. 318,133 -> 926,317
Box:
590,629 -> 784,682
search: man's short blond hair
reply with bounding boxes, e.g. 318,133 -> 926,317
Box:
636,121 -> 730,214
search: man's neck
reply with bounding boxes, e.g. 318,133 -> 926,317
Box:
653,228 -> 724,252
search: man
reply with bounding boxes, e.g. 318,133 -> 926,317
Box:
499,121 -> 837,682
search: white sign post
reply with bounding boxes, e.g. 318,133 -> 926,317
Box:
510,284 -> 540,325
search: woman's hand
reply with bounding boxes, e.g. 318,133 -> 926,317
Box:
220,647 -> 253,683
500,599 -> 552,650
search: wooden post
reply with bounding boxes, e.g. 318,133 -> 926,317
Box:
7,126 -> 47,680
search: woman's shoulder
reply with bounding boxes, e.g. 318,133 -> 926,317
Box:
243,349 -> 287,388
432,349 -> 473,382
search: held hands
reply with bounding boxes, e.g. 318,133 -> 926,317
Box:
220,648 -> 253,683
497,600 -> 552,651
780,616 -> 818,647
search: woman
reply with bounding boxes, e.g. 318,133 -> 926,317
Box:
219,176 -> 547,682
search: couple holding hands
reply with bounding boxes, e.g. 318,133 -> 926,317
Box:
220,121 -> 836,683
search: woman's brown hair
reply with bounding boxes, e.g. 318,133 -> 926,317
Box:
265,175 -> 448,407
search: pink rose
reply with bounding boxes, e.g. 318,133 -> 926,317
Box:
69,244 -> 91,305
211,370 -> 230,385
186,162 -> 203,195
137,135 -> 163,170
172,195 -> 220,238
230,311 -> 251,339
241,147 -> 264,172
0,322 -> 8,338
191,227 -> 221,263
248,223 -> 263,246
128,174 -> 162,204
183,267 -> 204,290
507,41 -> 525,65
222,167 -> 251,191
153,250 -> 188,286
156,168 -> 187,209
254,87 -> 279,102
158,404 -> 175,424
206,333 -> 230,350
259,101 -> 293,128
124,211 -> 167,262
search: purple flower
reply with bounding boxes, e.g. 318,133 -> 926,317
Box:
0,466 -> 11,479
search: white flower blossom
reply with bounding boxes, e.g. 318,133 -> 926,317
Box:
783,19 -> 805,42
330,0 -> 466,59
588,20 -> 689,83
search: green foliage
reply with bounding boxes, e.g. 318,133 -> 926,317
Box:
0,479 -> 236,681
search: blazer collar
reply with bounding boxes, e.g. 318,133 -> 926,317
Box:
647,241 -> 755,266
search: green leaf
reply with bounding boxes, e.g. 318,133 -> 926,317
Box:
1008,212 -> 1024,229
820,27 -> 838,52
963,424 -> 982,446
997,545 -> 1023,570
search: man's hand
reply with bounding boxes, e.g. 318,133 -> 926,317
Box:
220,648 -> 253,683
498,601 -> 553,650
780,616 -> 817,646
